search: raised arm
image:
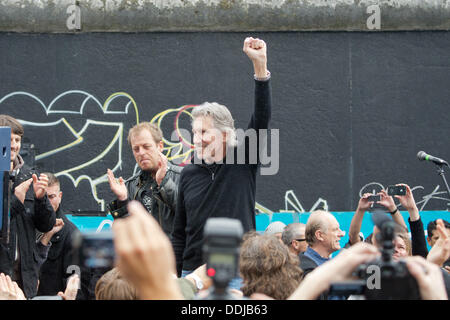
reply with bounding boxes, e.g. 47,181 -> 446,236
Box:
348,193 -> 373,245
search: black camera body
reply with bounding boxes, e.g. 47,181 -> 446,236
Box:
201,217 -> 243,300
330,211 -> 421,300
354,256 -> 421,300
387,185 -> 407,196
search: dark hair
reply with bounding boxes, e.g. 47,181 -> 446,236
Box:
239,232 -> 303,300
0,114 -> 24,136
427,219 -> 450,239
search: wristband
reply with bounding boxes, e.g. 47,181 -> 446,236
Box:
389,208 -> 399,215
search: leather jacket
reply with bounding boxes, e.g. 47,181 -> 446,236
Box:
107,162 -> 182,239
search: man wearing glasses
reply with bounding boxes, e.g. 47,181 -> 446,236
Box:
282,223 -> 308,255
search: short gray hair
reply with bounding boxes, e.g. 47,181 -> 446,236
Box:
282,223 -> 306,247
191,102 -> 237,147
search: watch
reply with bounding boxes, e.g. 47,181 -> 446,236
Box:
188,273 -> 204,290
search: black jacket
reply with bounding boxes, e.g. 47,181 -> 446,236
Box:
107,162 -> 182,239
0,163 -> 56,298
172,79 -> 271,275
37,207 -> 80,296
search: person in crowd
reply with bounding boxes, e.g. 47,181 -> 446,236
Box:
300,210 -> 345,278
95,268 -> 138,300
239,231 -> 303,299
282,223 -> 307,255
264,221 -> 286,243
348,189 -> 407,246
288,242 -> 449,300
172,37 -> 272,288
107,122 -> 182,239
0,114 -> 56,299
37,172 -> 81,298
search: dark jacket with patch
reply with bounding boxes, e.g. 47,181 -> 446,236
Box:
107,163 -> 182,239
0,162 -> 56,299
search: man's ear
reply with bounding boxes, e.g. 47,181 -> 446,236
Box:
158,141 -> 164,152
315,230 -> 324,242
426,237 -> 432,247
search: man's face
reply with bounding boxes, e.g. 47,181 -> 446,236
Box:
292,226 -> 308,254
321,216 -> 345,253
47,184 -> 62,213
428,228 -> 450,247
130,129 -> 163,172
10,132 -> 21,162
192,116 -> 226,162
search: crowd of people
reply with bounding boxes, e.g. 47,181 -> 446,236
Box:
0,37 -> 449,301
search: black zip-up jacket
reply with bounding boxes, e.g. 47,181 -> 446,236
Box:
37,206 -> 80,296
0,163 -> 56,299
107,162 -> 182,239
172,78 -> 271,275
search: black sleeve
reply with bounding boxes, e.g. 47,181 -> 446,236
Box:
171,175 -> 187,277
32,195 -> 56,233
408,217 -> 428,258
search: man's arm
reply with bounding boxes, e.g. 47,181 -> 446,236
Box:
348,193 -> 373,245
394,184 -> 428,258
31,174 -> 56,233
243,37 -> 271,132
171,176 -> 187,277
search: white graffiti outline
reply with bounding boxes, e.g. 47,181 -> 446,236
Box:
0,90 -> 140,211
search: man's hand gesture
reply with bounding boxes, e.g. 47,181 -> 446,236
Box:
33,173 -> 49,199
243,37 -> 268,78
155,152 -> 168,186
14,178 -> 33,204
107,169 -> 128,201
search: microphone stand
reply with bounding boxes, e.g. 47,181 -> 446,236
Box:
435,164 -> 450,207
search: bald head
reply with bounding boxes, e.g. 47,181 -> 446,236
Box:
305,210 -> 344,255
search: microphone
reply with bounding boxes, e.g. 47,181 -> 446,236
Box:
417,151 -> 449,167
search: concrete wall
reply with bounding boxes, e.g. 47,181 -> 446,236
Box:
0,0 -> 449,32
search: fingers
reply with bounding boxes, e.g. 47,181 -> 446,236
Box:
436,219 -> 449,240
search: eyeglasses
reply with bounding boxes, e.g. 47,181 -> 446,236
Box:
294,239 -> 306,242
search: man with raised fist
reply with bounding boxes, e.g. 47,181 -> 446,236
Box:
172,37 -> 272,288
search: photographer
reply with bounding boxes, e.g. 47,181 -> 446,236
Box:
348,190 -> 407,246
288,242 -> 448,300
0,114 -> 56,299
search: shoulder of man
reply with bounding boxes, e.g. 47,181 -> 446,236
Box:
167,162 -> 184,175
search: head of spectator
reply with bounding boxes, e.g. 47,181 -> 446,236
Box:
95,268 -> 138,300
282,223 -> 307,255
371,223 -> 412,261
264,221 -> 286,243
0,114 -> 24,171
239,231 -> 303,299
127,122 -> 164,174
427,219 -> 450,247
191,102 -> 237,163
305,210 -> 345,258
42,172 -> 62,213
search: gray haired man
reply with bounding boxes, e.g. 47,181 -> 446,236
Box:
172,38 -> 272,289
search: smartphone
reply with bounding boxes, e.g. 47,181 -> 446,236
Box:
387,185 -> 407,196
367,195 -> 381,202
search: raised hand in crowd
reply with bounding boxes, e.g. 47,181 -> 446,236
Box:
0,273 -> 26,300
32,173 -> 49,199
377,189 -> 407,229
392,184 -> 419,220
14,178 -> 33,204
288,242 -> 379,300
406,256 -> 448,300
57,274 -> 80,300
154,151 -> 168,186
427,219 -> 450,267
107,168 -> 128,201
349,193 -> 376,244
40,218 -> 64,246
243,37 -> 268,78
112,201 -> 183,300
